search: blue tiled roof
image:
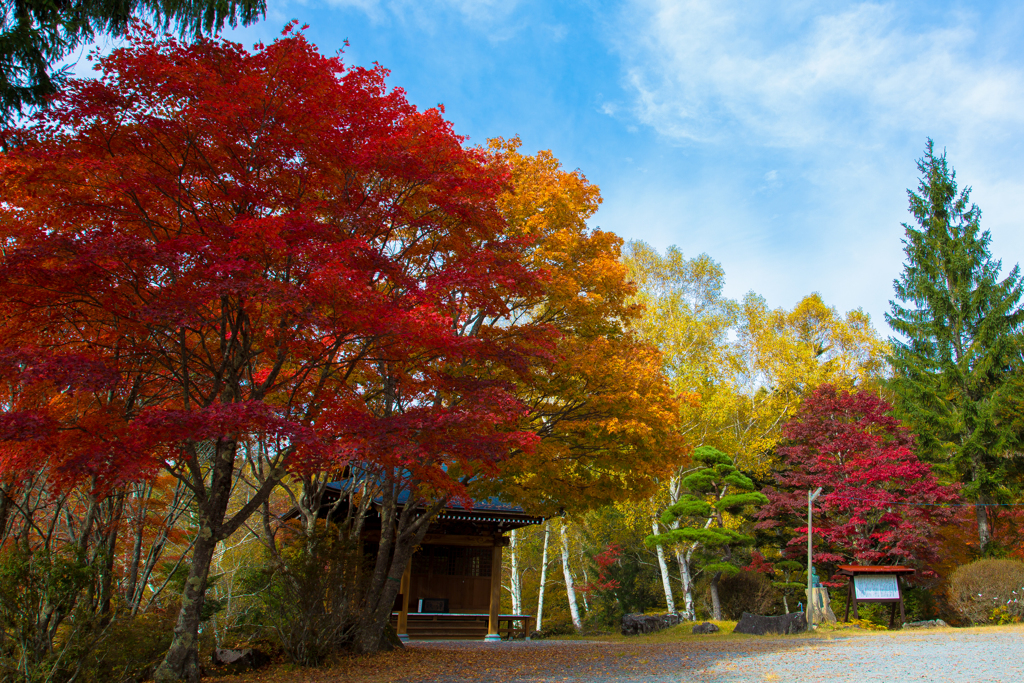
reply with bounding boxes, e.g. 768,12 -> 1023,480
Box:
324,481 -> 539,517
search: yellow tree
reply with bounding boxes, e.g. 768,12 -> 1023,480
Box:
729,291 -> 888,472
625,242 -> 887,616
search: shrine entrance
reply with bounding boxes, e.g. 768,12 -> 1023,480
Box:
308,483 -> 543,641
393,501 -> 543,640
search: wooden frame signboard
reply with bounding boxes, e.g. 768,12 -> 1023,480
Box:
835,565 -> 916,628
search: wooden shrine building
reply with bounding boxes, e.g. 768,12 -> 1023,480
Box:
318,483 -> 544,641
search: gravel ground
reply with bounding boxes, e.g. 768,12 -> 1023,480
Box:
698,629 -> 1024,683
398,627 -> 1024,683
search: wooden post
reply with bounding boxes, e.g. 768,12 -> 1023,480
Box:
485,540 -> 503,641
844,581 -> 852,622
397,560 -> 412,642
806,487 -> 822,626
898,577 -> 906,626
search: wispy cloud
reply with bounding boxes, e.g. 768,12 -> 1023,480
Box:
599,1 -> 1024,330
615,1 -> 1024,150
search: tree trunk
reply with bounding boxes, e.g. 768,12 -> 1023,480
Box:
709,571 -> 723,621
560,521 -> 581,630
154,437 -> 280,683
350,480 -> 444,654
93,492 -> 124,620
153,526 -> 220,683
652,521 -> 675,613
675,546 -> 695,620
351,539 -> 417,653
536,522 -> 550,630
976,494 -> 992,554
509,529 -> 522,615
0,483 -> 11,541
579,565 -> 590,613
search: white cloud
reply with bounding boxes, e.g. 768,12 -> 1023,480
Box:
602,0 -> 1024,332
616,1 -> 1024,150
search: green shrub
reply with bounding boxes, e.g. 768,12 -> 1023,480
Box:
77,610 -> 176,683
237,525 -> 362,665
579,544 -> 660,627
0,546 -> 95,683
698,570 -> 780,619
948,559 -> 1024,624
535,617 -> 577,637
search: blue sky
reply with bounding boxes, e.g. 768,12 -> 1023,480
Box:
94,1 -> 1024,334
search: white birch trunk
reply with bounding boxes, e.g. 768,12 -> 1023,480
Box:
652,520 -> 676,614
580,565 -> 590,613
560,521 -> 582,630
509,529 -> 522,615
675,545 -> 695,621
536,522 -> 550,631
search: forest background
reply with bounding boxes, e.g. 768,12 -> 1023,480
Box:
1,5 -> 1024,683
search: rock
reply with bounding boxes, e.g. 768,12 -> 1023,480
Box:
620,612 -> 683,636
903,619 -> 950,629
211,648 -> 269,673
692,622 -> 720,634
733,611 -> 807,636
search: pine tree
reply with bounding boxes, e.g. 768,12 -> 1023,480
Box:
646,446 -> 767,620
886,139 -> 1024,554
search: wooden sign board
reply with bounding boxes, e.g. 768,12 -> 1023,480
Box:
853,574 -> 900,601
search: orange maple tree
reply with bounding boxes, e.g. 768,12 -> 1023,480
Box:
484,139 -> 683,513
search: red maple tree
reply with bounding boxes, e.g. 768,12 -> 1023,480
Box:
0,24 -> 546,679
757,386 -> 958,578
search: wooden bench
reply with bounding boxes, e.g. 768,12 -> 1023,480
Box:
496,614 -> 535,639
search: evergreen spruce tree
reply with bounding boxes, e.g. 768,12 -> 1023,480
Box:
0,0 -> 265,122
886,139 -> 1024,555
646,446 -> 767,620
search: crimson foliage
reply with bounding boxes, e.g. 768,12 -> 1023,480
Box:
0,24 -> 548,678
758,386 -> 958,575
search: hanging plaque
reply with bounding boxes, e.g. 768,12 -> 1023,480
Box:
853,574 -> 900,600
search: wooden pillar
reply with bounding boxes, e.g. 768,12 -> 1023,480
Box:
485,540 -> 503,641
844,580 -> 852,622
397,560 -> 412,642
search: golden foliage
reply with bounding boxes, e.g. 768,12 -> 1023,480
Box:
483,140 -> 684,513
625,242 -> 888,475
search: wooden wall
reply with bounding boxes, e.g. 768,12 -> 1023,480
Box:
409,544 -> 494,613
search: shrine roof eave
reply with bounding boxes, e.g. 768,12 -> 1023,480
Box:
834,565 -> 916,577
433,508 -> 544,529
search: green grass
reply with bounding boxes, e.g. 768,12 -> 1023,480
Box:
550,620 -> 745,643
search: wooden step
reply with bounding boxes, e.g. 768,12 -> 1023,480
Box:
393,613 -> 489,640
